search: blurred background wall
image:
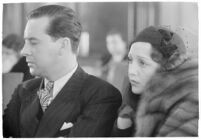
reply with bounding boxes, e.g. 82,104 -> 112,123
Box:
2,2 -> 198,99
3,2 -> 198,59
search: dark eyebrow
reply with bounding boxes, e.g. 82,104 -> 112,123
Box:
136,55 -> 153,63
24,37 -> 39,41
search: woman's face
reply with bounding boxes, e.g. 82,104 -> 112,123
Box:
128,42 -> 160,94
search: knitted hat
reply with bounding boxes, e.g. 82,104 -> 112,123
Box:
133,26 -> 188,71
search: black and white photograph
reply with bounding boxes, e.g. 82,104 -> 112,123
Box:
1,0 -> 199,138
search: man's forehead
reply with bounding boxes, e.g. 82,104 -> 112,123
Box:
24,16 -> 50,37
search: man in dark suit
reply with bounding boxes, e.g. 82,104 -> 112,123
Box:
3,5 -> 122,137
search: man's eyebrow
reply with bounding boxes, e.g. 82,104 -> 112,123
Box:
24,37 -> 39,41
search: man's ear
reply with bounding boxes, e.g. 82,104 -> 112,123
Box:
59,37 -> 72,54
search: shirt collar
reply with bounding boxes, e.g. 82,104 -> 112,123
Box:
44,64 -> 78,98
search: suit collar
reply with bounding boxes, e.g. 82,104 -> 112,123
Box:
20,79 -> 43,137
35,66 -> 88,137
22,78 -> 43,91
44,64 -> 78,99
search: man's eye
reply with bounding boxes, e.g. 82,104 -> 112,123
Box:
127,57 -> 132,63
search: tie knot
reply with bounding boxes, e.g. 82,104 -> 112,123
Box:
46,81 -> 54,92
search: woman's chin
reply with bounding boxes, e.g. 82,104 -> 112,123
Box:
131,86 -> 143,95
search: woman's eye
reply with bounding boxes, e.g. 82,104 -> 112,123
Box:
30,41 -> 38,46
139,60 -> 147,66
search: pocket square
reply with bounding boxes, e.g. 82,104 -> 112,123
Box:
60,122 -> 73,131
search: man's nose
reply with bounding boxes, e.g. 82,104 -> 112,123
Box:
20,43 -> 30,56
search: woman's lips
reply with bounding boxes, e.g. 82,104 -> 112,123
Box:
130,80 -> 140,86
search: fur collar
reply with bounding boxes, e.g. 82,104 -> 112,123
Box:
134,59 -> 198,136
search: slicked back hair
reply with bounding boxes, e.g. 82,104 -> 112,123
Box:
27,5 -> 82,53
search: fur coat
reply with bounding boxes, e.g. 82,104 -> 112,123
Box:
113,59 -> 198,137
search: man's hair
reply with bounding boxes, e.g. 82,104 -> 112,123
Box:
27,5 -> 82,53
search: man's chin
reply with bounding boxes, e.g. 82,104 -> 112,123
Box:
29,68 -> 40,77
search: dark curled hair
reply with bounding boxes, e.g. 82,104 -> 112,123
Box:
27,5 -> 82,53
128,40 -> 164,71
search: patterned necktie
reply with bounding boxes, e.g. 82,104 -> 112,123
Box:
38,81 -> 54,112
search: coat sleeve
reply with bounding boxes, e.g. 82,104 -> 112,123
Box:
156,92 -> 198,137
111,121 -> 133,137
3,85 -> 21,138
68,85 -> 122,137
111,105 -> 134,137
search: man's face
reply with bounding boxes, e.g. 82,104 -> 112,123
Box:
106,34 -> 126,56
21,16 -> 60,77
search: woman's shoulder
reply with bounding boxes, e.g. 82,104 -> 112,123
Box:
142,58 -> 198,112
147,58 -> 197,93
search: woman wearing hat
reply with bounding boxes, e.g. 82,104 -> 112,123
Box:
112,26 -> 198,137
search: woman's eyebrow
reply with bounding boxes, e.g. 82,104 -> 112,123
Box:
136,55 -> 152,61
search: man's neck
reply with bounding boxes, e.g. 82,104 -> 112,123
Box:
45,59 -> 78,82
44,63 -> 78,87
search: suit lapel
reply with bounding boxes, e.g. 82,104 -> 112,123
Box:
35,66 -> 88,137
20,78 -> 43,137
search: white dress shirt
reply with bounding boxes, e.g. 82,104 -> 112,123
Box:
44,64 -> 78,101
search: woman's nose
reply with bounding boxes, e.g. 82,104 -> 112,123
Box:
128,62 -> 139,76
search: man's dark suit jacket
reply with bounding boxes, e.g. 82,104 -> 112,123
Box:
3,66 -> 122,137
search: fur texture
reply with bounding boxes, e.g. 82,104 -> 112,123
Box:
115,59 -> 198,137
134,59 -> 198,136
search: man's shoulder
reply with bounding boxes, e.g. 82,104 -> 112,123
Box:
86,74 -> 116,89
11,78 -> 42,99
20,77 -> 42,90
83,74 -> 122,98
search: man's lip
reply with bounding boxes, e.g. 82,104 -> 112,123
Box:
26,61 -> 33,64
27,63 -> 34,66
26,59 -> 33,63
26,61 -> 35,66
